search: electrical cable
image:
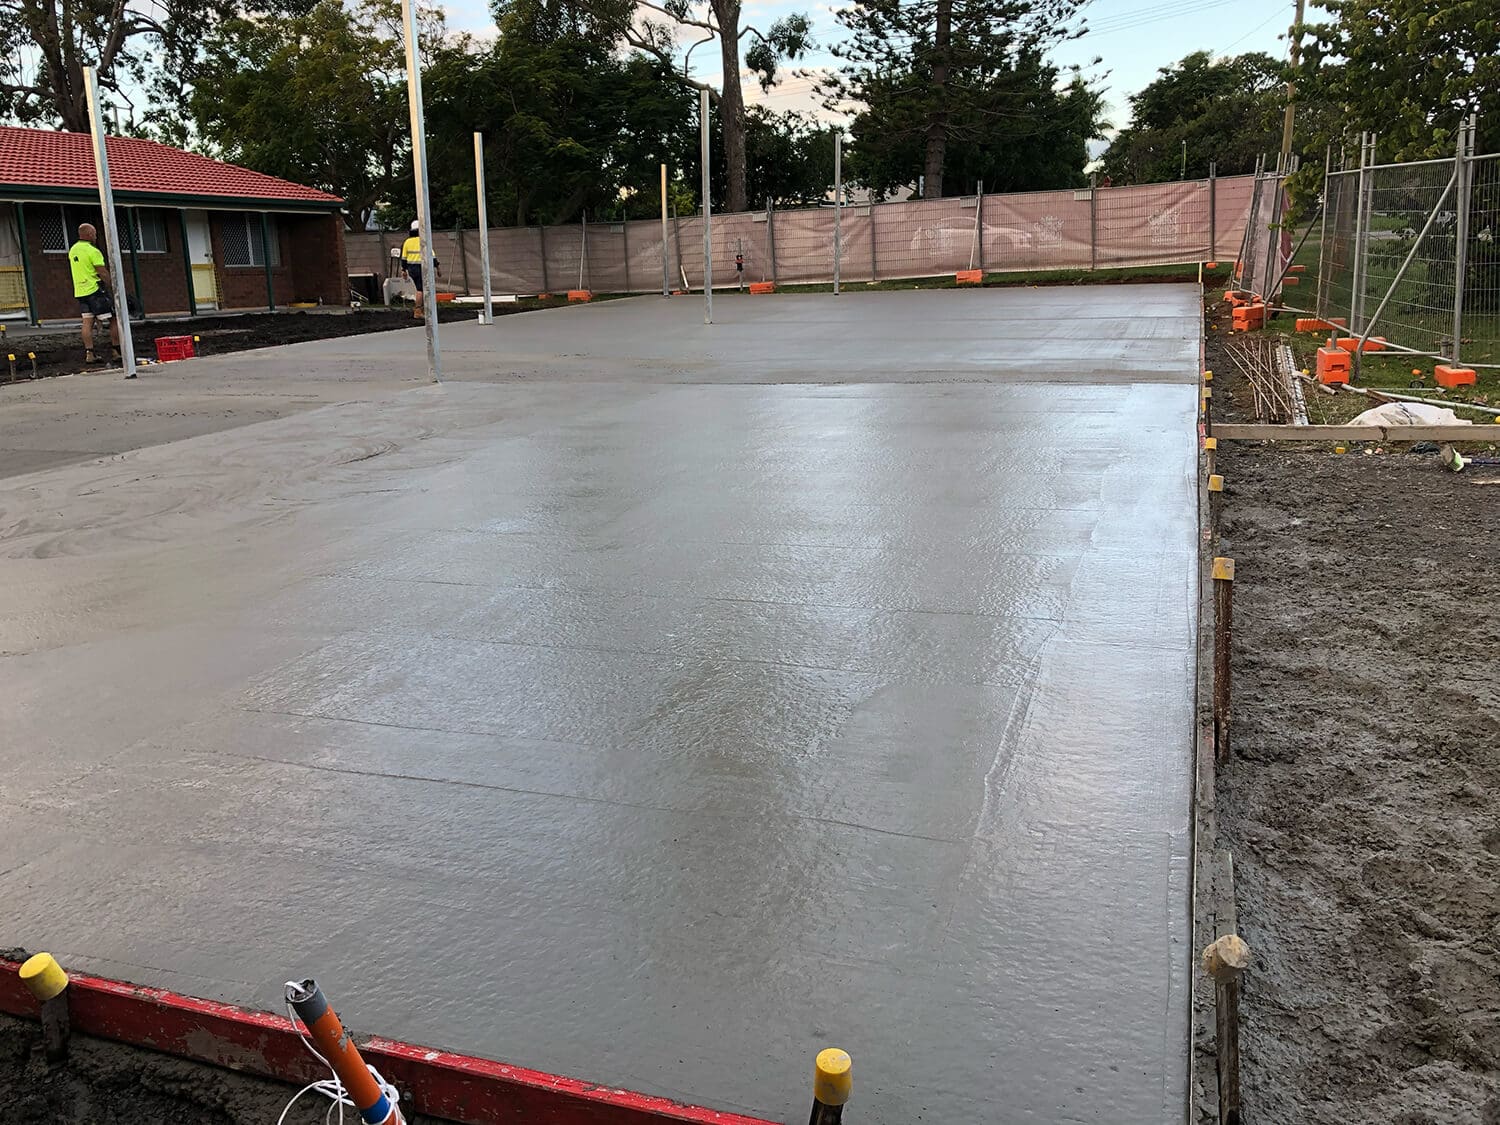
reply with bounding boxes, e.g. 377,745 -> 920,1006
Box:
274,990 -> 401,1125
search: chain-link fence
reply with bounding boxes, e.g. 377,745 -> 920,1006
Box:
347,173 -> 1258,297
1311,121 -> 1500,368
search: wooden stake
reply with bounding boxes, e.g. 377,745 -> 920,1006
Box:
1202,386 -> 1213,437
1213,557 -> 1234,762
1203,934 -> 1251,1125
1203,435 -> 1218,477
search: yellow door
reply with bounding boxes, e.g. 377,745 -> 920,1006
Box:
185,210 -> 219,309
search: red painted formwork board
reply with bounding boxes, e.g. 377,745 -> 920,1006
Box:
0,960 -> 774,1125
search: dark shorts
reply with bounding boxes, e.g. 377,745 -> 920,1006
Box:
77,290 -> 113,318
405,263 -> 423,289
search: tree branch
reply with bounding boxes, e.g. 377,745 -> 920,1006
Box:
636,0 -> 715,32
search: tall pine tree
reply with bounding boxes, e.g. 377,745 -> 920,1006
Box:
821,0 -> 1093,198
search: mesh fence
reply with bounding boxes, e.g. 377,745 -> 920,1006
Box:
347,173 -> 1257,297
1312,147 -> 1500,366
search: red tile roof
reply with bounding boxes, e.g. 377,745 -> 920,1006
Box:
0,126 -> 342,208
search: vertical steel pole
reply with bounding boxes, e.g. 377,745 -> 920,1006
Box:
1314,145 -> 1331,316
82,66 -> 136,378
474,132 -> 493,324
660,162 -> 670,297
700,88 -> 712,324
975,179 -> 984,271
401,0 -> 441,382
1352,134 -> 1376,379
1089,173 -> 1098,271
833,130 -> 842,294
766,197 -> 777,284
1450,116 -> 1474,366
870,202 -> 878,282
15,204 -> 39,325
579,210 -> 587,291
1208,161 -> 1217,259
1349,133 -> 1370,334
538,224 -> 549,293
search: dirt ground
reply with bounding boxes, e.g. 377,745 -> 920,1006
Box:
0,1013 -> 339,1125
3,304 -> 494,382
1198,299 -> 1500,1123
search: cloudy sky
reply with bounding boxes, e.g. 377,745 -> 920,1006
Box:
436,0 -> 1292,130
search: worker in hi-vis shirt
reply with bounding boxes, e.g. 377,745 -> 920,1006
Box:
69,223 -> 123,366
400,220 -> 441,320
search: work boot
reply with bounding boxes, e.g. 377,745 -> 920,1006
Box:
84,349 -> 99,364
110,347 -> 122,362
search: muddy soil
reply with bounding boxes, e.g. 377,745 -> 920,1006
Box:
2,304 -> 495,382
1198,296 -> 1500,1123
1,1013 -> 342,1124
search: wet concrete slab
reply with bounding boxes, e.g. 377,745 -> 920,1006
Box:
0,288 -> 1199,1122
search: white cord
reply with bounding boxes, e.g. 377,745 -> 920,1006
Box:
275,985 -> 401,1125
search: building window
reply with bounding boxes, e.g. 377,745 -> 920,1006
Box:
37,204 -> 162,253
221,213 -> 281,267
127,210 -> 167,253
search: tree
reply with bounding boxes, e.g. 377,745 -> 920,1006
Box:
495,0 -> 812,214
822,0 -> 1091,199
1102,52 -> 1300,184
0,0 -> 258,134
187,0 -> 427,230
421,14 -> 697,227
1303,1 -> 1500,158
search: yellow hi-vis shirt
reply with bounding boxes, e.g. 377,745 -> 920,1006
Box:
69,240 -> 105,297
401,235 -> 422,263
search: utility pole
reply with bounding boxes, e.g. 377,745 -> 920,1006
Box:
1281,0 -> 1306,159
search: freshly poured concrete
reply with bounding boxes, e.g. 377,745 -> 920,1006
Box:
0,288 -> 1200,1122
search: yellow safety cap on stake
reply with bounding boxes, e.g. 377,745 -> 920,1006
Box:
1212,557 -> 1235,581
1202,386 -> 1213,400
1203,437 -> 1218,451
813,1048 -> 852,1107
1202,371 -> 1213,382
20,952 -> 69,1002
27,352 -> 34,359
1208,474 -> 1224,492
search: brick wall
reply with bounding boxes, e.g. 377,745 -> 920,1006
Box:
20,202 -> 192,320
17,202 -> 347,320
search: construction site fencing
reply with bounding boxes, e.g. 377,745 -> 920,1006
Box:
1231,161 -> 1294,302
347,174 -> 1258,297
1310,121 -> 1500,368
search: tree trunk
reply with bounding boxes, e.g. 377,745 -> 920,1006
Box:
712,0 -> 748,214
922,0 -> 952,198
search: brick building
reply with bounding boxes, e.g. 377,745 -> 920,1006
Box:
0,126 -> 346,323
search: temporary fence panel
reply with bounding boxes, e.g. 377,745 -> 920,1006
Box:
1467,154 -> 1500,364
344,174 -> 1260,295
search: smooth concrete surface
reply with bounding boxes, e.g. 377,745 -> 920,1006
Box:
0,288 -> 1200,1123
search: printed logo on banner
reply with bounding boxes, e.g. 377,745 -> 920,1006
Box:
1033,215 -> 1064,248
1147,208 -> 1180,245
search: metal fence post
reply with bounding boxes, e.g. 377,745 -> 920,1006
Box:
579,209 -> 588,291
1451,115 -> 1475,366
660,163 -> 670,297
976,179 -> 985,271
1351,133 -> 1374,335
833,130 -> 842,295
1314,145 -> 1331,316
766,197 -> 777,284
622,218 -> 631,293
1208,162 -> 1217,259
456,220 -> 470,295
1092,173 -> 1103,270
1262,154 -> 1286,300
538,224 -> 550,293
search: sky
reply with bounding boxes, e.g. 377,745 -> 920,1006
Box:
439,0 -> 1293,131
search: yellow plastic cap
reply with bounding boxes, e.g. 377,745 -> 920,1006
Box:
1203,437 -> 1218,450
814,1048 -> 852,1106
1202,387 -> 1213,400
1208,474 -> 1224,492
1212,557 -> 1235,581
19,952 -> 69,1002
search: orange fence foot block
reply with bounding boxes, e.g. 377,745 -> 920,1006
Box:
1281,276 -> 1300,286
1317,346 -> 1352,385
749,281 -> 775,295
955,269 -> 983,285
1232,304 -> 1266,331
1289,264 -> 1307,273
1336,336 -> 1386,353
1295,317 -> 1348,332
1205,261 -> 1219,269
567,290 -> 593,302
1434,364 -> 1477,388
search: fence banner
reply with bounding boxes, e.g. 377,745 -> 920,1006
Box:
348,174 -> 1258,296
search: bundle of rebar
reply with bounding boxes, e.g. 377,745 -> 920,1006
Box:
1227,336 -> 1304,424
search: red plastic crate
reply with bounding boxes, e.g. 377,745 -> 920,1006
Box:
155,335 -> 196,362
